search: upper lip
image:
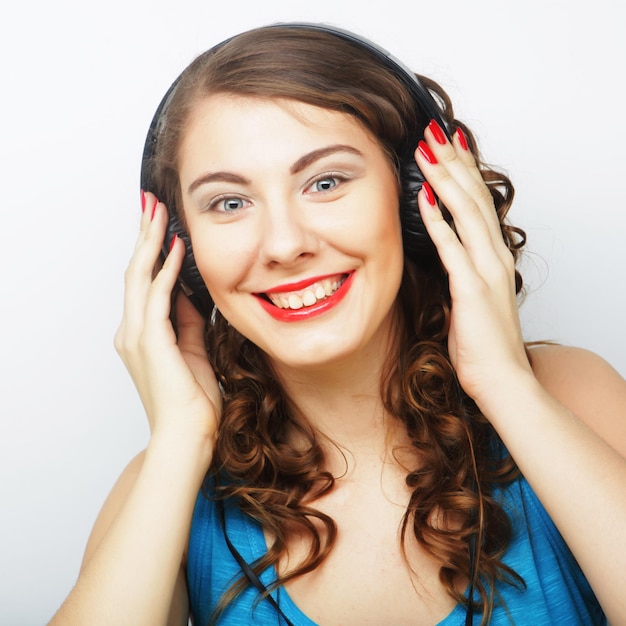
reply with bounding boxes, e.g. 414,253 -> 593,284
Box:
258,272 -> 350,295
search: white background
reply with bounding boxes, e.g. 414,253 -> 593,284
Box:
1,1 -> 624,623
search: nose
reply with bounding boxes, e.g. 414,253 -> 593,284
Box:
258,199 -> 318,267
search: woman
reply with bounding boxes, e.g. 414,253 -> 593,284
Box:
50,24 -> 626,625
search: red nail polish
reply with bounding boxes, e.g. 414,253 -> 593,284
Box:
169,233 -> 178,252
140,189 -> 146,212
456,128 -> 469,151
428,119 -> 447,145
417,141 -> 438,165
422,182 -> 436,206
151,198 -> 159,221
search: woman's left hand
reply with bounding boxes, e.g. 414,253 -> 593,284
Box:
414,121 -> 533,411
415,124 -> 626,624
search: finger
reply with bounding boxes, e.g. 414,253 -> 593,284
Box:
450,128 -> 506,248
435,131 -> 516,282
416,139 -> 497,266
416,135 -> 511,281
174,291 -> 221,413
142,233 -> 186,334
417,182 -> 481,292
175,291 -> 207,357
424,122 -> 484,193
119,236 -> 185,400
136,191 -> 159,247
422,122 -> 504,251
419,180 -> 517,298
450,128 -> 483,185
121,199 -> 170,337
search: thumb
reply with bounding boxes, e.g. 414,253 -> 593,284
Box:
175,291 -> 208,358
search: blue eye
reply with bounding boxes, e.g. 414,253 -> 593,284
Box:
222,197 -> 245,211
314,177 -> 338,192
309,174 -> 349,195
313,176 -> 339,192
209,196 -> 248,212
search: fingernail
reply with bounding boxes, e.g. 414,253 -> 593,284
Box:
151,197 -> 159,221
428,119 -> 447,145
422,182 -> 436,206
417,141 -> 438,165
456,128 -> 469,151
169,233 -> 178,252
140,189 -> 146,212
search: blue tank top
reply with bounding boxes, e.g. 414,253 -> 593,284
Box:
187,476 -> 606,625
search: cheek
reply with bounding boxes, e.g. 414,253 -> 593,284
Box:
360,197 -> 403,261
329,185 -> 402,248
367,200 -> 404,289
379,206 -> 403,247
188,228 -> 255,303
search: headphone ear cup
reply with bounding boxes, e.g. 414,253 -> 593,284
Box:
139,81 -> 214,320
163,208 -> 214,318
398,157 -> 437,262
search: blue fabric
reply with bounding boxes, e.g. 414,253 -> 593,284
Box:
187,476 -> 606,625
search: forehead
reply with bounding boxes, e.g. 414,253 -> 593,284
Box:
178,94 -> 384,171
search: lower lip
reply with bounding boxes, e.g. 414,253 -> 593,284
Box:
256,272 -> 355,322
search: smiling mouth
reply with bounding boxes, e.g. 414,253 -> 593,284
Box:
264,275 -> 348,310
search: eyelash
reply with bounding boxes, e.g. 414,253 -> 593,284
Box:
206,195 -> 251,213
306,172 -> 348,194
204,172 -> 349,213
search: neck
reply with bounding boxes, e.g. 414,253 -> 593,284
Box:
272,334 -> 409,474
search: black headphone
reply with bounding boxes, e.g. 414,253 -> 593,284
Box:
140,22 -> 451,319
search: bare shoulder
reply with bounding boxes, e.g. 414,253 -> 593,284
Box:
529,344 -> 626,455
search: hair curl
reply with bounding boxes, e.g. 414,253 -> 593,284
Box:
150,25 -> 528,624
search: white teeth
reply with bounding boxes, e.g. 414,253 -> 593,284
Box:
302,290 -> 317,306
267,276 -> 345,310
288,294 -> 303,309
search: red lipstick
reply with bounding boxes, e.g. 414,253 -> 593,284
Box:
263,273 -> 345,294
256,272 -> 354,322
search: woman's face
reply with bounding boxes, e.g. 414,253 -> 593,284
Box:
178,94 -> 404,372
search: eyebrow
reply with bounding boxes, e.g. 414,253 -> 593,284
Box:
186,144 -> 365,195
187,171 -> 251,195
289,144 -> 365,175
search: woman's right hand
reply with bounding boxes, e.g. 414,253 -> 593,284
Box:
48,193 -> 220,625
114,191 -> 221,446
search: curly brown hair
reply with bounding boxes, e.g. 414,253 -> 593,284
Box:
149,25 -> 527,624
